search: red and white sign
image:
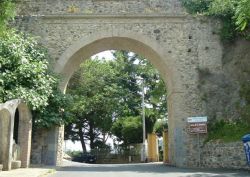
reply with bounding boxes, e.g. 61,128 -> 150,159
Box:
188,122 -> 207,134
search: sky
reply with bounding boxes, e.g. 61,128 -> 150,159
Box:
64,138 -> 115,152
91,50 -> 115,60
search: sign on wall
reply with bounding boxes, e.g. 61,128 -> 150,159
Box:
187,116 -> 208,134
187,116 -> 207,123
188,122 -> 207,134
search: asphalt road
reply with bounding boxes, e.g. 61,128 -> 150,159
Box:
49,161 -> 250,177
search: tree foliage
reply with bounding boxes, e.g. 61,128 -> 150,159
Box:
153,119 -> 168,137
0,1 -> 71,128
0,29 -> 72,128
66,59 -> 121,151
181,0 -> 250,40
32,87 -> 73,128
0,0 -> 15,35
111,116 -> 143,145
65,51 -> 168,151
0,30 -> 56,109
109,51 -> 167,146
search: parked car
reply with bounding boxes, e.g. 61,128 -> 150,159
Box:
72,153 -> 97,163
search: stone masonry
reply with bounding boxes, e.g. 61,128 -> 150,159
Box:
0,100 -> 32,171
31,126 -> 64,166
14,0 -> 249,169
201,141 -> 249,170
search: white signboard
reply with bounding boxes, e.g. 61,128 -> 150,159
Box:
187,116 -> 207,123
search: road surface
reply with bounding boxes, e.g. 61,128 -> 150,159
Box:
49,161 -> 250,177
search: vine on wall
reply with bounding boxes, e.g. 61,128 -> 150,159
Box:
181,0 -> 250,41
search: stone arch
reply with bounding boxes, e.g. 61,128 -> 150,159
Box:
15,102 -> 32,168
55,31 -> 182,95
0,109 -> 12,171
0,100 -> 32,170
55,30 -> 189,167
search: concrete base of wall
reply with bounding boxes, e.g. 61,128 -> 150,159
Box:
11,161 -> 21,170
0,164 -> 3,171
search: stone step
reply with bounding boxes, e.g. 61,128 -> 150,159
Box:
11,161 -> 21,170
0,164 -> 3,171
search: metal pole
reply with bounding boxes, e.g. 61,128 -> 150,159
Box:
198,133 -> 201,167
141,80 -> 146,162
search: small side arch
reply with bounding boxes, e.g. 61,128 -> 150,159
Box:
16,102 -> 32,168
0,100 -> 32,170
0,108 -> 12,171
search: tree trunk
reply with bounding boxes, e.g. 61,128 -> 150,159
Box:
78,128 -> 87,153
89,120 -> 95,150
102,133 -> 106,144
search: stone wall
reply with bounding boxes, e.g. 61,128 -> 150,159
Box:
55,126 -> 64,166
14,0 -> 223,167
197,38 -> 250,124
201,141 -> 250,170
15,0 -> 250,168
14,0 -> 250,169
31,127 -> 62,165
198,38 -> 250,170
16,0 -> 185,16
31,129 -> 48,165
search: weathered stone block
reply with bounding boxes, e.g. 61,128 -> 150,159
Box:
11,160 -> 21,170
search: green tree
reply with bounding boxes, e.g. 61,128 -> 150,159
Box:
111,51 -> 167,118
153,119 -> 168,137
181,0 -> 250,40
0,0 -> 15,35
32,87 -> 74,128
110,51 -> 167,145
111,116 -> 143,145
65,51 -> 168,151
0,0 -> 72,129
66,59 -> 121,151
0,30 -> 56,110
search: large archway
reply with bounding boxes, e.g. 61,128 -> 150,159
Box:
55,31 -> 190,167
15,0 -> 225,167
55,33 -> 180,94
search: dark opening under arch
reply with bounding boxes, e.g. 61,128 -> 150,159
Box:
14,109 -> 19,144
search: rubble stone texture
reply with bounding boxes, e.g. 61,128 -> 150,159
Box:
13,0 -> 250,169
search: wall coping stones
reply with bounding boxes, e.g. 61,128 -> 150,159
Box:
26,14 -> 189,20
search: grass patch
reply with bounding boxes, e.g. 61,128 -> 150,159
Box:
206,120 -> 250,142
